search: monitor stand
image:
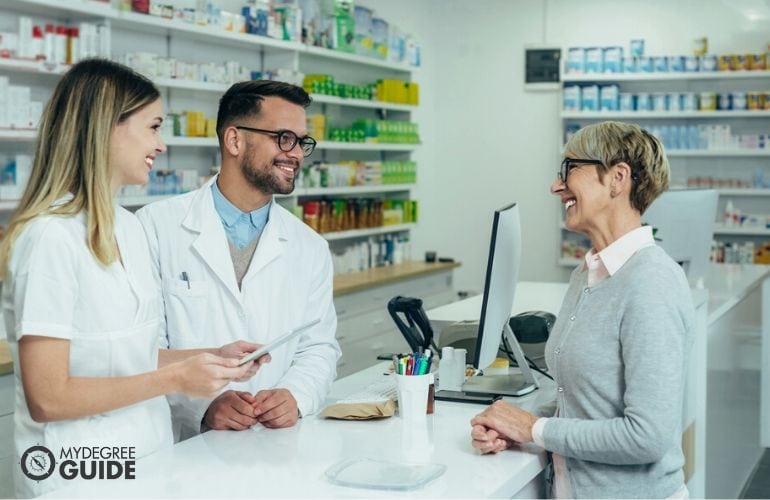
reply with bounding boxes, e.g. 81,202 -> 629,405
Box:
462,323 -> 539,397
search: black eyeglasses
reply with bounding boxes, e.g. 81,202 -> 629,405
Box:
235,126 -> 317,157
558,158 -> 604,183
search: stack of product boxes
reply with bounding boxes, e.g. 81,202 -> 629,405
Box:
297,160 -> 417,188
563,39 -> 770,113
331,234 -> 412,275
0,16 -> 110,66
0,78 -> 42,131
0,154 -> 32,200
126,0 -> 420,66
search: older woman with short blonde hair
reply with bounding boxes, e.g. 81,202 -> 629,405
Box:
471,121 -> 694,499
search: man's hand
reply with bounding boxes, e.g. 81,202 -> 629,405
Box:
203,390 -> 259,431
252,389 -> 299,429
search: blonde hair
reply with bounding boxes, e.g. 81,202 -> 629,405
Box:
0,59 -> 159,277
564,121 -> 670,213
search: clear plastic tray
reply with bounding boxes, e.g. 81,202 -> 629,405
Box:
325,457 -> 447,491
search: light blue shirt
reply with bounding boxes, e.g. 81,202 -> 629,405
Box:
211,181 -> 270,249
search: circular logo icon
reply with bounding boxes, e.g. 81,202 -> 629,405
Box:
20,445 -> 56,481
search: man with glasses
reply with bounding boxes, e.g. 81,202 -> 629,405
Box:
137,80 -> 340,440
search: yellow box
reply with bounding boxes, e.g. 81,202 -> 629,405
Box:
406,82 -> 419,105
205,118 -> 217,138
306,114 -> 326,140
185,111 -> 205,137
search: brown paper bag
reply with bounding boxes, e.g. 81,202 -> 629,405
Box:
319,399 -> 397,420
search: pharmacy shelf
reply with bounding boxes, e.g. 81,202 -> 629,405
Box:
713,225 -> 770,236
717,189 -> 770,196
311,94 -> 416,112
117,195 -> 175,206
561,110 -> 770,119
161,138 -> 419,151
321,223 -> 415,241
316,142 -> 419,152
558,257 -> 581,267
667,149 -> 770,157
3,0 -> 418,72
302,46 -> 414,73
0,129 -> 36,141
296,184 -> 414,196
562,69 -> 770,83
3,0 -> 113,19
0,200 -> 18,211
163,137 -> 217,147
0,57 -> 70,76
153,77 -> 229,93
110,10 -> 303,53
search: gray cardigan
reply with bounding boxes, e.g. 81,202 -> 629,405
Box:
540,245 -> 694,498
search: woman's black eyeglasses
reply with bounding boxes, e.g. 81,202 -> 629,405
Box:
236,126 -> 317,157
558,158 -> 604,183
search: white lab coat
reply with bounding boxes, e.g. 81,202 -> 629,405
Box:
136,176 -> 340,440
2,201 -> 173,498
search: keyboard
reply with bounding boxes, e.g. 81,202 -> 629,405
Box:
336,377 -> 398,404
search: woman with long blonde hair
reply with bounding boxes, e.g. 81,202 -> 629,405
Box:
0,59 -> 266,498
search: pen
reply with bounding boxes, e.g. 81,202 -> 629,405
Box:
181,271 -> 190,289
392,354 -> 400,375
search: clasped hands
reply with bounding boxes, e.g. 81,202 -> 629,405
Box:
204,388 -> 299,431
204,340 -> 297,430
470,400 -> 539,454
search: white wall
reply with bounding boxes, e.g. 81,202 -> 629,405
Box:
361,0 -> 770,293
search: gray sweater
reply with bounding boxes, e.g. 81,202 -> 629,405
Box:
541,245 -> 694,498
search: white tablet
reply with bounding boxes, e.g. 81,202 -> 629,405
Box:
237,318 -> 321,366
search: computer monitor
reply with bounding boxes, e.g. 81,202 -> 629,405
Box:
641,189 -> 718,288
462,203 -> 538,397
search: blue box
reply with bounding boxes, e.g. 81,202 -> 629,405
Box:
630,39 -> 645,57
653,56 -> 669,72
600,85 -> 619,111
603,47 -> 623,73
566,47 -> 585,73
563,85 -> 581,111
668,56 -> 685,72
585,47 -> 603,73
581,85 -> 600,111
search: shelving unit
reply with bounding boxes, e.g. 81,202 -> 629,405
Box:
561,110 -> 770,120
559,68 -> 770,266
0,0 -> 422,251
562,70 -> 770,83
0,130 -> 36,141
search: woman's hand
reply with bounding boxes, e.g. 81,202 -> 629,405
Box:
471,424 -> 512,454
471,400 -> 539,445
171,353 -> 254,398
218,340 -> 271,381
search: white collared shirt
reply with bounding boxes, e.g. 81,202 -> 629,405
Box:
532,225 -> 687,499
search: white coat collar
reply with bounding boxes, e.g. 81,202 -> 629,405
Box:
181,175 -> 290,297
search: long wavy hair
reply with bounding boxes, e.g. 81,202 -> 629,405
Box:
0,59 -> 159,277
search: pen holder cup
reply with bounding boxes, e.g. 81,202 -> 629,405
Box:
396,373 -> 432,421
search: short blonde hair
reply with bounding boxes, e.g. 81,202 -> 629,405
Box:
564,121 -> 669,213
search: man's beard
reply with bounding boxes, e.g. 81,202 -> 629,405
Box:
240,155 -> 298,195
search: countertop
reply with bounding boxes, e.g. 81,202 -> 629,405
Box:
333,260 -> 460,297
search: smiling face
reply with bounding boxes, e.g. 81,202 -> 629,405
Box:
109,98 -> 166,191
551,159 -> 613,236
236,96 -> 306,196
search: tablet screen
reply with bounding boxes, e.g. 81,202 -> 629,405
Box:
237,318 -> 321,366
